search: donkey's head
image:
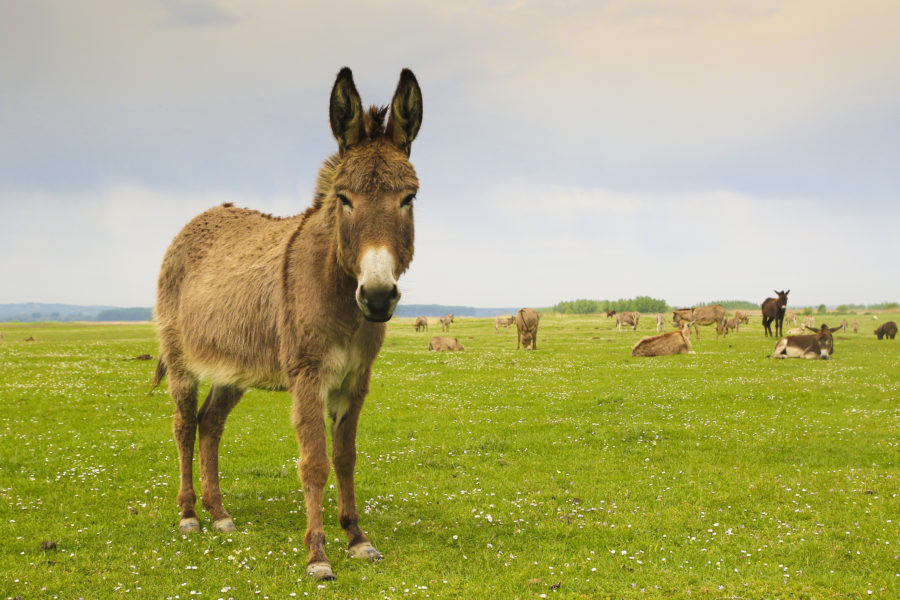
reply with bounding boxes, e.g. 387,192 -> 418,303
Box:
328,68 -> 423,322
804,324 -> 835,358
774,289 -> 790,312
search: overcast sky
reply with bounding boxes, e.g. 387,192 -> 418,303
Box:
2,0 -> 898,309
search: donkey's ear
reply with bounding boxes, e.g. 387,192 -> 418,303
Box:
330,67 -> 365,155
386,69 -> 423,156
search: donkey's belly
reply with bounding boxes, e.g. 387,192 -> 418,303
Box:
187,352 -> 288,390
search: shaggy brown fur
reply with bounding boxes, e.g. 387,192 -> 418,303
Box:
154,68 -> 422,582
515,308 -> 540,350
875,321 -> 897,340
427,336 -> 465,351
762,290 -> 789,337
632,323 -> 694,357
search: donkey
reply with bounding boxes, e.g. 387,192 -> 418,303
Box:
615,311 -> 639,332
769,324 -> 836,359
515,307 -> 540,350
153,68 -> 423,581
414,316 -> 428,332
761,289 -> 789,337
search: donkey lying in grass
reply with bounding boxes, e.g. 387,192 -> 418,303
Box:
154,67 -> 422,581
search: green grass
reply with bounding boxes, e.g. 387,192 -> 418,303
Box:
1,314 -> 898,599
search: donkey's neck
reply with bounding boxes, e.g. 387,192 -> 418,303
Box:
284,203 -> 361,328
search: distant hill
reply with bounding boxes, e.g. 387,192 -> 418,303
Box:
0,303 -> 517,322
0,303 -> 150,322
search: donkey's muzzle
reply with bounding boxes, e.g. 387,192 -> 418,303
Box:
356,246 -> 400,322
357,283 -> 400,322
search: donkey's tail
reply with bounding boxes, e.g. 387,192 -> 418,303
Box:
152,358 -> 168,387
143,358 -> 168,400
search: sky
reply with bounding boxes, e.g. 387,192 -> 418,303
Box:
1,0 -> 899,309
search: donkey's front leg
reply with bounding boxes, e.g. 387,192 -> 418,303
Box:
292,384 -> 334,580
331,387 -> 381,562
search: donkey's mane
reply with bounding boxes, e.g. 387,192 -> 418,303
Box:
312,105 -> 389,210
314,154 -> 340,209
363,105 -> 389,139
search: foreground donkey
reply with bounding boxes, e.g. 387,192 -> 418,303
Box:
154,68 -> 422,581
769,324 -> 836,359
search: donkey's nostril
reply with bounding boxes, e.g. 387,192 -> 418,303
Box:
389,285 -> 399,301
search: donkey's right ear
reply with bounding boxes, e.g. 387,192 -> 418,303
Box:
330,67 -> 365,155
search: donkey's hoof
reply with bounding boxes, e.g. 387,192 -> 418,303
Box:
306,561 -> 335,581
213,518 -> 236,533
179,517 -> 200,533
349,542 -> 383,561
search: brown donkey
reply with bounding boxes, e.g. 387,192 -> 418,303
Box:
154,68 -> 422,581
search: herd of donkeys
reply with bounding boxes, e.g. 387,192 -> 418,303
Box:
416,292 -> 897,360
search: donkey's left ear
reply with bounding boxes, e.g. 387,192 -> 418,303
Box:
387,69 -> 423,156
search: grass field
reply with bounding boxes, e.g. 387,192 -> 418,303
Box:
1,313 -> 898,599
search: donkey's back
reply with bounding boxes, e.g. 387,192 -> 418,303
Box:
156,203 -> 297,390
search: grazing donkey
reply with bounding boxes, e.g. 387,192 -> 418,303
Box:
154,68 -> 423,581
515,307 -> 540,349
414,316 -> 428,332
761,290 -> 789,338
874,321 -> 898,340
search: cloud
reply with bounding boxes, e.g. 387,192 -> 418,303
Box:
0,186 -> 301,306
409,181 -> 900,307
159,0 -> 236,28
1,1 -> 897,307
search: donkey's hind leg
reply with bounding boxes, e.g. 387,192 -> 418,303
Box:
198,385 -> 244,532
170,370 -> 201,532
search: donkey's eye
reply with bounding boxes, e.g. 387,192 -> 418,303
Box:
337,194 -> 353,212
400,194 -> 416,208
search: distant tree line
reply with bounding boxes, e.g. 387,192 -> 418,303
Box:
694,300 -> 759,310
550,296 -> 669,314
